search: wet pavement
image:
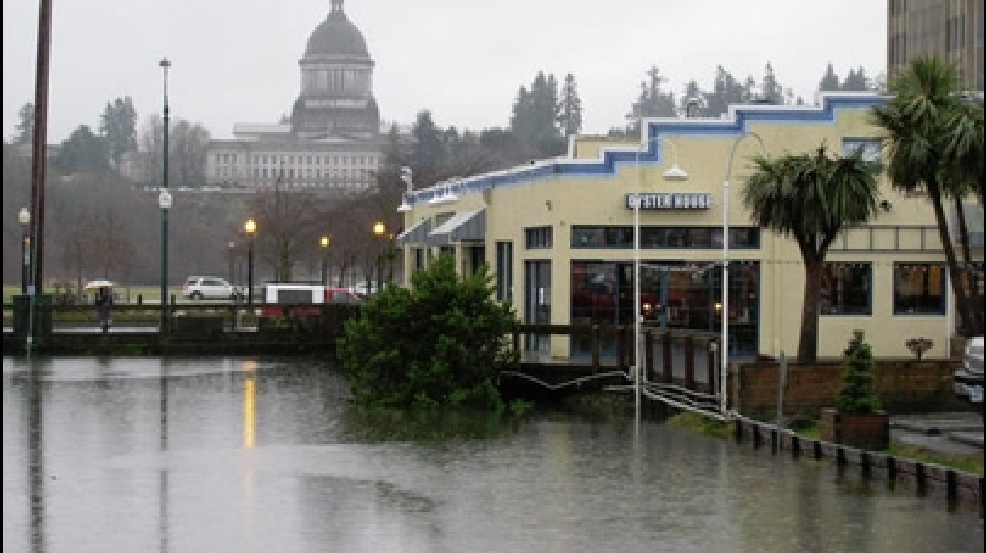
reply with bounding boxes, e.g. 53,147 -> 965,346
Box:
890,411 -> 984,455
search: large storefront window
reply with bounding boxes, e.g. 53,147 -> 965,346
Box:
894,263 -> 945,315
820,263 -> 872,315
570,260 -> 759,356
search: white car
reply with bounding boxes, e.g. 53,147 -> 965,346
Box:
954,336 -> 984,406
182,276 -> 241,300
349,281 -> 384,297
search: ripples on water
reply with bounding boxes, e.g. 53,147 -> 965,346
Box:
3,356 -> 983,553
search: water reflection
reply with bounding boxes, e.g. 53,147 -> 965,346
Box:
28,363 -> 45,553
2,356 -> 983,553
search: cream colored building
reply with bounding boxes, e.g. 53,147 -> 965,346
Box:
395,92 -> 981,361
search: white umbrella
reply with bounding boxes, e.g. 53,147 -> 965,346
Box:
84,279 -> 116,290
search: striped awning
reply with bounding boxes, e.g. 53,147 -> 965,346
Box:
428,209 -> 486,245
395,219 -> 431,247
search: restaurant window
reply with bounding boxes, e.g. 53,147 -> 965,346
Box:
820,263 -> 871,315
525,226 -> 553,249
894,263 -> 945,315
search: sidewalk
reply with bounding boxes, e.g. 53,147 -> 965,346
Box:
890,411 -> 984,455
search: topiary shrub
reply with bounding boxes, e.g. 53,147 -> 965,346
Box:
835,330 -> 882,414
336,254 -> 521,412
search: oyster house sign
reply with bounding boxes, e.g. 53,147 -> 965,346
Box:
625,192 -> 712,210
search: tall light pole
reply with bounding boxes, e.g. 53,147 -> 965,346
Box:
228,241 -> 235,284
373,221 -> 386,293
19,207 -> 31,294
633,127 -> 688,406
319,235 -> 331,286
245,219 -> 257,309
721,131 -> 766,416
159,57 -> 172,331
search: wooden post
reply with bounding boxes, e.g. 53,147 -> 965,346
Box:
591,325 -> 600,370
644,329 -> 654,381
662,332 -> 672,383
684,335 -> 695,389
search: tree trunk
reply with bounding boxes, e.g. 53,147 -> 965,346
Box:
930,185 -> 983,336
798,258 -> 823,363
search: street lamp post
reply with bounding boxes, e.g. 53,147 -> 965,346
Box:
245,219 -> 257,309
18,207 -> 31,294
159,57 -> 171,331
633,130 -> 688,405
319,235 -> 331,286
721,131 -> 766,416
228,242 -> 235,285
372,222 -> 386,293
158,189 -> 173,329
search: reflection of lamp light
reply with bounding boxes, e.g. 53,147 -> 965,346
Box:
244,377 -> 255,448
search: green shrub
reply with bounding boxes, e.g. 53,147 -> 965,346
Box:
336,255 -> 521,411
835,330 -> 882,414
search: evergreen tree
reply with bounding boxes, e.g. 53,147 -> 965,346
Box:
819,63 -> 841,92
627,65 -> 677,127
99,97 -> 138,169
841,66 -> 871,91
703,65 -> 746,117
337,254 -> 521,411
411,110 -> 445,185
760,62 -> 784,104
55,125 -> 110,174
558,73 -> 583,137
510,71 -> 564,156
679,80 -> 706,116
12,103 -> 34,145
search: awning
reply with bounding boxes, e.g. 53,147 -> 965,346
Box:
395,219 -> 431,246
428,209 -> 486,246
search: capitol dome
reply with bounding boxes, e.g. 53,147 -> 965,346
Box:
304,0 -> 370,60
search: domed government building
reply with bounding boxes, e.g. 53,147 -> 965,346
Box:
204,0 -> 385,193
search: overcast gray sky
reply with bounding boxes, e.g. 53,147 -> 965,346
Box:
3,0 -> 887,144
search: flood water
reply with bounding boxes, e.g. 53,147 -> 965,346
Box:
3,355 -> 983,553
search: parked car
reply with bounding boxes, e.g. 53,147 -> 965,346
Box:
954,335 -> 984,408
182,276 -> 241,300
326,287 -> 364,305
349,281 -> 384,298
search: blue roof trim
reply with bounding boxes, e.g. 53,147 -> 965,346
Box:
405,93 -> 890,208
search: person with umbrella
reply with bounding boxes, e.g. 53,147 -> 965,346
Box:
95,286 -> 114,333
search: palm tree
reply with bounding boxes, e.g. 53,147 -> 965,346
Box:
870,57 -> 984,337
742,145 -> 881,363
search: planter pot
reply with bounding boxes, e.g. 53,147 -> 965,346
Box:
819,407 -> 889,451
